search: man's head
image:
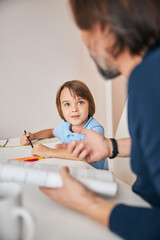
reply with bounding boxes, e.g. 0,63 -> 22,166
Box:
69,0 -> 160,79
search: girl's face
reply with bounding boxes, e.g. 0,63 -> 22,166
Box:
60,87 -> 89,128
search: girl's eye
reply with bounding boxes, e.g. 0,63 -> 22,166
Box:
78,101 -> 84,105
64,103 -> 70,107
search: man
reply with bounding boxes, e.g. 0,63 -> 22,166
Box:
40,1 -> 160,239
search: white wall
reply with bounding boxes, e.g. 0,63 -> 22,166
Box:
0,0 -> 106,138
109,103 -> 136,186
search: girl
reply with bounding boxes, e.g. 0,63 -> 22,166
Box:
20,80 -> 108,169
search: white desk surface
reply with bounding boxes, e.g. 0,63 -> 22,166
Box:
0,138 -> 149,240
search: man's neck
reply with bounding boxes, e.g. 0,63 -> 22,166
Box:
117,50 -> 143,78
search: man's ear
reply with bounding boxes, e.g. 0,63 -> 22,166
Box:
92,22 -> 111,44
92,22 -> 103,33
93,22 -> 110,34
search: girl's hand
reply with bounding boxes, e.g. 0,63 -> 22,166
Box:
32,144 -> 52,158
20,131 -> 33,145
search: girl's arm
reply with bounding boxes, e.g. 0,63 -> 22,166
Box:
31,144 -> 80,161
31,129 -> 54,140
20,128 -> 54,145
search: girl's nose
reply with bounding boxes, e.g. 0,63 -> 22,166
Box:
72,104 -> 78,112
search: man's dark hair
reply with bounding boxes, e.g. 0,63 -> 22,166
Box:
69,0 -> 160,57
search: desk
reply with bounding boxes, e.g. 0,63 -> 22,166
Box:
0,138 -> 149,240
22,180 -> 149,240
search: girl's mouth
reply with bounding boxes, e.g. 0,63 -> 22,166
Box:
71,115 -> 80,119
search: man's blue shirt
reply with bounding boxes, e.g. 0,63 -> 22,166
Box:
109,41 -> 160,240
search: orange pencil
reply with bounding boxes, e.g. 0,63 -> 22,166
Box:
9,156 -> 44,162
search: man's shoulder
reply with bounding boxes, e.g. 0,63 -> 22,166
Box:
129,44 -> 160,89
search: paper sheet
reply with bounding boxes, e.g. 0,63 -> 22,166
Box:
0,137 -> 118,196
0,138 -> 60,161
0,160 -> 117,196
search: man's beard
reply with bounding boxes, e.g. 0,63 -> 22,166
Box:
90,51 -> 121,80
96,62 -> 121,80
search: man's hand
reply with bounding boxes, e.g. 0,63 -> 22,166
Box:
55,127 -> 112,163
40,167 -> 95,210
40,167 -> 116,226
32,144 -> 52,158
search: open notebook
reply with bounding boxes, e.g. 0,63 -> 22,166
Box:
0,138 -> 118,196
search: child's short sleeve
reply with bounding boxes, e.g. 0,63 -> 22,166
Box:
53,122 -> 64,140
84,117 -> 105,136
92,126 -> 104,136
53,121 -> 73,143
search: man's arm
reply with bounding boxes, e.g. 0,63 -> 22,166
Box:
109,204 -> 160,240
40,167 -> 160,240
116,138 -> 131,157
56,127 -> 131,162
40,167 -> 116,225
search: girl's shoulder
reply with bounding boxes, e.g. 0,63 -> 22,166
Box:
84,117 -> 104,130
54,120 -> 71,134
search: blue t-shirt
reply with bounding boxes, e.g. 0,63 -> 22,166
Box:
54,117 -> 108,169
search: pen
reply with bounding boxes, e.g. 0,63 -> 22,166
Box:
24,130 -> 33,148
9,156 -> 44,162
